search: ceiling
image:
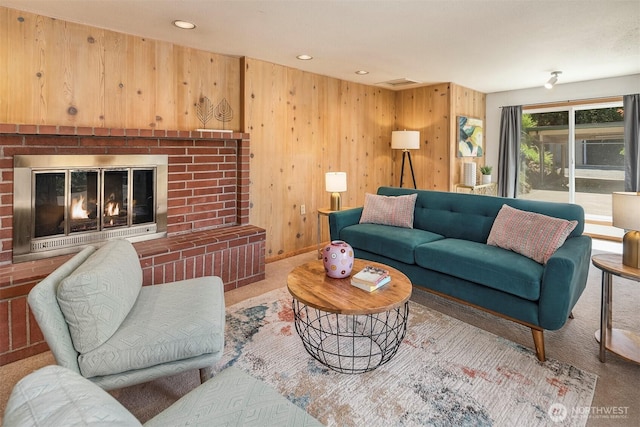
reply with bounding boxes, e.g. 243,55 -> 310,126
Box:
1,0 -> 639,93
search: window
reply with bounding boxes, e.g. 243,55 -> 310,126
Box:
519,101 -> 624,235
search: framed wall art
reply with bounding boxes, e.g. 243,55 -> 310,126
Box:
457,116 -> 483,157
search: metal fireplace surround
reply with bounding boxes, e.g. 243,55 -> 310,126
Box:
13,154 -> 168,262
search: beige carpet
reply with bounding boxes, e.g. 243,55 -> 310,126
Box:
1,245 -> 639,426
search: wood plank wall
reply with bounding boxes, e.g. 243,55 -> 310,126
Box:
0,7 -> 486,262
0,8 -> 240,131
243,58 -> 396,258
395,83 -> 487,191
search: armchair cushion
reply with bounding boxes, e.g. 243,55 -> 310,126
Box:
3,365 -> 142,427
78,276 -> 225,378
57,239 -> 143,353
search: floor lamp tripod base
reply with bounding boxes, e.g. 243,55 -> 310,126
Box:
399,150 -> 417,189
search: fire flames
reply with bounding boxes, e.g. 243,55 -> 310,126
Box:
105,201 -> 120,217
71,195 -> 89,219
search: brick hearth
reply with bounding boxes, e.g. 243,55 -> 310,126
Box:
0,124 -> 266,365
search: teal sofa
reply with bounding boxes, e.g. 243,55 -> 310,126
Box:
329,186 -> 592,361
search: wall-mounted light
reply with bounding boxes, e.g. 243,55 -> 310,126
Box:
544,71 -> 562,89
172,20 -> 196,29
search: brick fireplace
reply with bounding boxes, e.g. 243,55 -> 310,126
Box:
0,124 -> 266,365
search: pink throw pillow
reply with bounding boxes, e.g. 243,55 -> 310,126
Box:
359,193 -> 417,229
487,204 -> 578,264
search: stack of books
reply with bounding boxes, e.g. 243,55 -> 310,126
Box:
350,265 -> 391,292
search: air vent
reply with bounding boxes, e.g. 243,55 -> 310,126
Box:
379,78 -> 422,87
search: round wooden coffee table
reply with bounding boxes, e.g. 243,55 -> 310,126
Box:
287,259 -> 412,373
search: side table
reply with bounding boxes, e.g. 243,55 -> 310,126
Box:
317,207 -> 354,259
287,259 -> 412,373
454,182 -> 497,195
591,253 -> 640,364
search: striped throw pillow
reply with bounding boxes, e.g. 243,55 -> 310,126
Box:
487,204 -> 577,264
359,193 -> 417,229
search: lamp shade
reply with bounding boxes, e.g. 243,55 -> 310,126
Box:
391,131 -> 420,150
325,172 -> 347,192
612,192 -> 640,231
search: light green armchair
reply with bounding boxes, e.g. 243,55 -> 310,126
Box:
27,239 -> 226,390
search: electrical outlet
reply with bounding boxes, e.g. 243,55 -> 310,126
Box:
300,204 -> 306,215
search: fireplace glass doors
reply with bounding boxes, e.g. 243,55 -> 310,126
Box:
34,168 -> 155,238
14,155 -> 167,262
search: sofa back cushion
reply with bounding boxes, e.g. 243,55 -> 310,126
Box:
487,204 -> 577,264
57,239 -> 143,354
359,192 -> 417,228
376,187 -> 585,243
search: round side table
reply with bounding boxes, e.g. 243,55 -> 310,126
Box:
591,253 -> 640,364
287,259 -> 412,374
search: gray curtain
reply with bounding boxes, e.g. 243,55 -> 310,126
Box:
623,94 -> 640,192
497,105 -> 522,198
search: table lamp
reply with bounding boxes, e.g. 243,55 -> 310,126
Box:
391,130 -> 420,188
612,192 -> 640,268
325,172 -> 347,211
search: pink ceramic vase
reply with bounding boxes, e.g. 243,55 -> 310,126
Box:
322,240 -> 354,278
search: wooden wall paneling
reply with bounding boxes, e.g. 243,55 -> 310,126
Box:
103,31 -> 127,128
395,83 -> 451,191
0,8 -> 240,131
243,58 -> 289,258
154,42 -> 176,129
41,18 -> 103,127
215,52 -> 241,132
244,58 -> 396,260
431,84 -> 452,191
0,9 -> 7,120
124,35 -> 156,129
174,47 -> 195,130
373,88 -> 396,193
451,84 -> 487,187
336,81 -> 358,202
284,67 -> 313,255
3,9 -> 39,124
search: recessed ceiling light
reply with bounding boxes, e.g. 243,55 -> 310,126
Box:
296,54 -> 313,60
355,70 -> 369,75
173,20 -> 196,30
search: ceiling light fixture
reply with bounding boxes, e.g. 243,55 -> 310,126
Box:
355,70 -> 369,75
296,54 -> 313,60
173,20 -> 196,30
544,71 -> 562,89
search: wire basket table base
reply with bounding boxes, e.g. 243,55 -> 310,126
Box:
292,299 -> 409,374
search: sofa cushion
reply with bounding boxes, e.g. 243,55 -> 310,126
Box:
487,204 -> 578,264
3,365 -> 142,426
341,223 -> 444,265
146,367 -> 323,427
57,239 -> 143,354
359,192 -> 417,228
78,276 -> 225,378
415,239 -> 545,301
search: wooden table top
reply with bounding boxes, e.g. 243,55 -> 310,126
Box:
592,253 -> 640,282
287,259 -> 412,315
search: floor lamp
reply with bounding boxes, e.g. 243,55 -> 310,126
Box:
392,130 -> 420,188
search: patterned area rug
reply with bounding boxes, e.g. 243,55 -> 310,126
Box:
215,287 -> 596,427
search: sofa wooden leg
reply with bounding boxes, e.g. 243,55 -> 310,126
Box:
531,329 -> 545,362
569,311 -> 574,319
199,367 -> 213,383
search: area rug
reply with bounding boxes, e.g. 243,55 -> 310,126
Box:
215,287 -> 597,427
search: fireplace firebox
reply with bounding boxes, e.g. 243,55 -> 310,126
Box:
13,155 -> 168,262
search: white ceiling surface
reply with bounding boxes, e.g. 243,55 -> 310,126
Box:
1,0 -> 639,93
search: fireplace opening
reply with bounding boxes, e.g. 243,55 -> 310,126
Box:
14,155 -> 167,262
